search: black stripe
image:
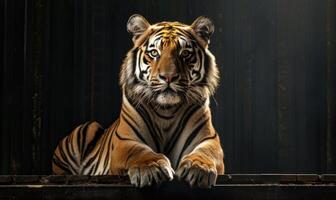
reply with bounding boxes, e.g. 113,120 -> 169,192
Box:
137,50 -> 143,80
143,56 -> 150,65
95,132 -> 111,173
53,153 -> 71,171
201,51 -> 210,85
153,35 -> 163,43
92,148 -> 105,174
121,114 -> 148,145
115,131 -> 137,142
132,48 -> 140,84
171,105 -> 181,115
178,29 -> 197,41
82,126 -> 105,158
199,133 -> 218,144
86,165 -> 95,175
103,147 -> 110,172
163,105 -> 200,154
177,119 -> 209,164
194,49 -> 203,82
125,144 -> 138,165
152,27 -> 166,36
64,137 -> 77,165
178,36 -> 188,44
137,105 -> 161,152
57,147 -> 77,173
69,131 -> 77,160
82,142 -> 102,172
105,131 -> 114,156
80,122 -> 90,155
52,156 -> 72,174
109,118 -> 119,144
121,107 -> 139,126
149,104 -> 176,120
77,126 -> 82,153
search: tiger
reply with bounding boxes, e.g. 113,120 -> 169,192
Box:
52,14 -> 224,188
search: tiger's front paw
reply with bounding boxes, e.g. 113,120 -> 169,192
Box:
128,155 -> 174,188
176,156 -> 217,188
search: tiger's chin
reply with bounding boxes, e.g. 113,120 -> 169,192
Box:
156,92 -> 181,106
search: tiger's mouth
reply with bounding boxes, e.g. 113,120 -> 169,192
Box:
155,87 -> 182,106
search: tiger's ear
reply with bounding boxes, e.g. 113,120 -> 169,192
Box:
191,16 -> 214,44
127,14 -> 150,42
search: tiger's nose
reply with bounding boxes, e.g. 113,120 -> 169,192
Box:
158,73 -> 180,84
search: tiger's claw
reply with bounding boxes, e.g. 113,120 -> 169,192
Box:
128,157 -> 174,188
176,157 -> 217,188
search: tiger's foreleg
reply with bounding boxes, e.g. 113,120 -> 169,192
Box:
176,133 -> 224,188
110,136 -> 174,188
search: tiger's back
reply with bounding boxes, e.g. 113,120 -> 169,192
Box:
53,121 -> 117,175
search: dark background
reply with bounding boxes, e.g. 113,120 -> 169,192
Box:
1,0 -> 335,175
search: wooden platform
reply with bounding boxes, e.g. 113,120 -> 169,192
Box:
0,174 -> 335,199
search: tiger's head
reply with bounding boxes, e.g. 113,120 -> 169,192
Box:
120,14 -> 219,107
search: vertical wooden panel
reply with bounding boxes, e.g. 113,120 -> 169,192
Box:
22,0 -> 34,174
0,0 -> 5,175
90,0 -> 121,126
276,0 -> 293,172
38,0 -> 76,174
326,0 -> 336,173
72,0 -> 93,125
31,0 -> 44,174
231,0 -> 255,173
0,0 -> 8,175
252,0 -> 278,172
276,0 -> 327,173
0,0 -> 30,174
277,0 -> 302,172
304,0 -> 327,173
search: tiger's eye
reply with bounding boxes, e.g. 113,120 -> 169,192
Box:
181,50 -> 191,58
150,49 -> 159,57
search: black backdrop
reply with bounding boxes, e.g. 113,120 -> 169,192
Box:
1,0 -> 336,175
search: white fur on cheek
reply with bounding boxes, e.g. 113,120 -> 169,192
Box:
156,93 -> 181,105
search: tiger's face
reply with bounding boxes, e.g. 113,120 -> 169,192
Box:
120,15 -> 219,107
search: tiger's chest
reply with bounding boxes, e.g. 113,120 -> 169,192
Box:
131,104 -> 208,168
